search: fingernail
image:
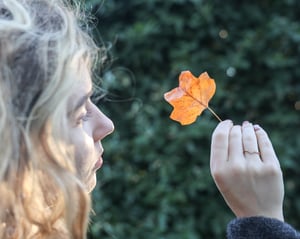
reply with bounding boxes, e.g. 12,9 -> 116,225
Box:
254,124 -> 260,131
243,121 -> 250,125
223,119 -> 232,124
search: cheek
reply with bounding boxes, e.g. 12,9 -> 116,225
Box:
73,134 -> 95,181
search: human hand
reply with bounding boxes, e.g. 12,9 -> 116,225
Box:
210,120 -> 284,221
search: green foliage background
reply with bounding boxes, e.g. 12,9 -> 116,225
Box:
84,0 -> 300,238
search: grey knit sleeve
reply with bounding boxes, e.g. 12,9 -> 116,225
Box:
227,216 -> 300,239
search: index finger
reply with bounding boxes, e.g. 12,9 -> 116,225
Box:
210,120 -> 233,171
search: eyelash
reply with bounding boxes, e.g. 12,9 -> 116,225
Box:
77,109 -> 92,125
83,111 -> 92,120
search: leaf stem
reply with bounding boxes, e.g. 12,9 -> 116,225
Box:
183,89 -> 222,122
207,106 -> 222,122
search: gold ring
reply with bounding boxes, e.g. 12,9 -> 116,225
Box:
244,150 -> 260,156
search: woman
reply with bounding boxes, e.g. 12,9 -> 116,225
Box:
0,0 -> 113,238
1,0 -> 296,238
210,120 -> 300,238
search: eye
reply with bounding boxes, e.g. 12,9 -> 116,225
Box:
73,99 -> 94,126
75,107 -> 92,126
81,110 -> 92,121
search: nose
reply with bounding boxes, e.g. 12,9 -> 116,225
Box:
92,105 -> 114,142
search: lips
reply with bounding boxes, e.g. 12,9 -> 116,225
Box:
94,142 -> 104,170
93,157 -> 103,171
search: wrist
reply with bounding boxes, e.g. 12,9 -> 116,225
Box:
236,209 -> 284,222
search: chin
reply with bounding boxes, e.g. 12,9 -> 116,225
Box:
86,174 -> 97,193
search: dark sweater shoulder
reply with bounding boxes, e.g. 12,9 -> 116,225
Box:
227,216 -> 300,239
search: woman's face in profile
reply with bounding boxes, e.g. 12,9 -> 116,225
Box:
67,61 -> 114,192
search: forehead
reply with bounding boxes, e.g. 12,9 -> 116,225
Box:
67,59 -> 93,110
76,74 -> 92,93
69,58 -> 92,91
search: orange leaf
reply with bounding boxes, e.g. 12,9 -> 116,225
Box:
164,71 -> 218,125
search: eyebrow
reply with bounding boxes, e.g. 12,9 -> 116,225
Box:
74,90 -> 93,111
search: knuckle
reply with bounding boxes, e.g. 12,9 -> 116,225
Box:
230,164 -> 246,176
211,165 -> 222,178
211,170 -> 224,184
212,164 -> 245,182
211,165 -> 227,181
265,164 -> 282,177
230,127 -> 241,139
243,134 -> 254,143
261,138 -> 272,149
249,163 -> 282,178
248,164 -> 261,176
212,130 -> 228,144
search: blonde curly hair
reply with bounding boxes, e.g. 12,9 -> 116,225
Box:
0,0 -> 99,238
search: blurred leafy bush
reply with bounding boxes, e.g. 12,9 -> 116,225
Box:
85,0 -> 300,238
